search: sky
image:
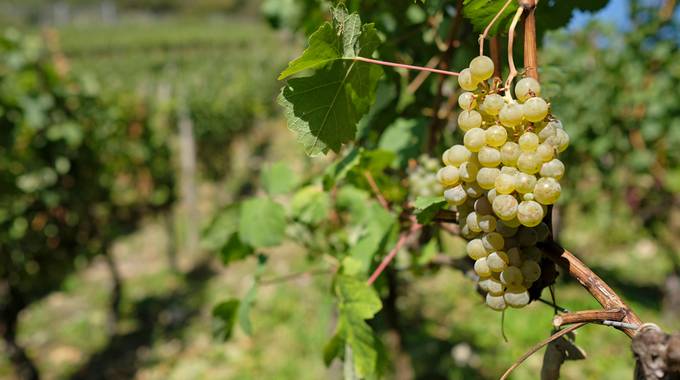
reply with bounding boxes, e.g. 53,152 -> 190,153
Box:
568,0 -> 630,31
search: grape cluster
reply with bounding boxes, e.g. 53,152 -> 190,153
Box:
437,56 -> 570,311
409,155 -> 444,199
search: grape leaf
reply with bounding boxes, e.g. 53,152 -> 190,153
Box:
219,232 -> 254,265
413,196 -> 446,224
212,299 -> 240,341
378,118 -> 426,168
323,147 -> 362,190
278,7 -> 383,156
349,203 -> 397,275
291,185 -> 331,225
462,0 -> 519,36
261,162 -> 298,195
325,275 -> 384,377
238,197 -> 286,248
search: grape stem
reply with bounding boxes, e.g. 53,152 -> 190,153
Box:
478,0 -> 514,56
503,6 -> 525,100
367,223 -> 422,285
522,0 -> 539,80
553,309 -> 626,328
363,171 -> 390,211
353,56 -> 459,76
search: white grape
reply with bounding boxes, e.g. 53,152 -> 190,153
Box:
478,146 -> 501,167
499,102 -> 524,127
500,142 -> 521,166
500,266 -> 523,286
492,194 -> 518,221
519,132 -> 539,152
486,188 -> 498,204
463,128 -> 486,152
445,145 -> 472,166
539,158 -> 565,180
494,173 -> 516,195
458,68 -> 478,91
506,247 -> 522,266
467,212 -> 482,233
504,287 -> 530,308
444,184 -> 467,205
482,232 -> 504,252
521,260 -> 541,283
470,55 -> 494,81
534,177 -> 561,205
517,200 -> 544,227
534,222 -> 550,242
517,152 -> 541,174
503,217 -> 521,228
458,110 -> 483,131
500,166 -> 518,175
479,277 -> 504,295
486,293 -> 507,311
514,172 -> 537,194
538,122 -> 557,142
484,125 -> 508,147
554,128 -> 570,152
517,227 -> 537,247
481,94 -> 504,116
478,215 -> 497,233
496,222 -> 518,238
467,239 -> 488,260
514,77 -> 541,102
464,182 -> 485,198
436,166 -> 460,186
476,167 -> 500,190
458,92 -> 477,110
535,143 -> 555,162
487,251 -> 509,272
474,257 -> 491,277
459,161 -> 479,183
523,97 -> 549,122
474,197 -> 493,215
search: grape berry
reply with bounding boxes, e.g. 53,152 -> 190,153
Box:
439,56 -> 570,311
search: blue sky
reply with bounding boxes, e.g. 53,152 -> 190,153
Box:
568,0 -> 630,30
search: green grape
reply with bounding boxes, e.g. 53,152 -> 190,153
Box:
458,92 -> 477,110
478,146 -> 501,167
517,152 -> 541,174
436,166 -> 460,186
517,200 -> 544,227
487,251 -> 509,272
444,184 -> 467,205
499,102 -> 524,127
458,68 -> 478,91
482,232 -> 504,251
554,128 -> 570,152
496,221 -> 518,238
478,214 -> 497,233
522,192 -> 535,201
486,188 -> 498,204
464,128 -> 486,152
506,247 -> 522,266
484,125 -> 508,147
479,277 -> 504,295
474,197 -> 493,215
476,167 -> 500,190
534,222 -> 550,242
459,161 -> 479,183
481,94 -> 505,116
492,194 -> 518,221
467,211 -> 482,233
523,97 -> 549,122
521,260 -> 541,283
467,238 -> 488,260
458,110 -> 483,131
494,173 -> 516,195
534,177 -> 561,205
519,132 -> 539,152
500,166 -> 518,175
538,121 -> 557,142
474,257 -> 491,277
514,172 -> 537,194
486,293 -> 507,311
514,77 -> 541,102
503,217 -> 521,228
461,224 -> 478,239
464,182 -> 485,198
504,287 -> 530,308
445,145 -> 472,166
500,266 -> 523,286
500,142 -> 521,166
539,158 -> 565,179
470,55 -> 494,81
535,143 -> 555,162
517,227 -> 537,247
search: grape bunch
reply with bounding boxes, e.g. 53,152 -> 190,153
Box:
408,155 -> 444,199
437,56 -> 570,311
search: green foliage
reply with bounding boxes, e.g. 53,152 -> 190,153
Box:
261,162 -> 299,195
279,6 -> 383,155
413,195 -> 446,224
238,197 -> 286,248
212,299 -> 240,341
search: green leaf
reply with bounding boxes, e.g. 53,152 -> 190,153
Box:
238,284 -> 257,335
323,147 -> 362,190
238,197 -> 286,248
201,205 -> 239,251
291,185 -> 331,225
349,203 -> 397,275
278,7 -> 383,156
279,58 -> 382,156
212,300 -> 240,341
323,333 -> 344,366
462,0 -> 519,36
219,232 -> 255,265
378,118 -> 426,167
413,195 -> 446,224
261,162 -> 298,195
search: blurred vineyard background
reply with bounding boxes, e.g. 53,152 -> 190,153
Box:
1,0 -> 679,379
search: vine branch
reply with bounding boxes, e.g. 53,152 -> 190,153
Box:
553,309 -> 625,328
353,56 -> 459,77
